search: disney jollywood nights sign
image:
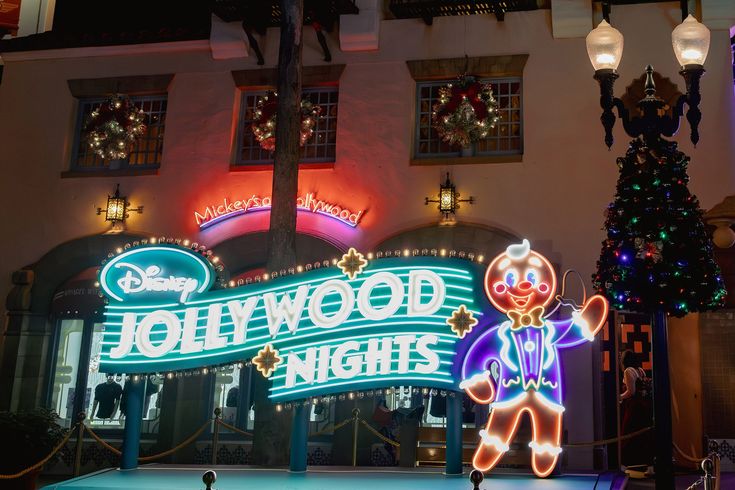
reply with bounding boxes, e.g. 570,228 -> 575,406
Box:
98,239 -> 608,477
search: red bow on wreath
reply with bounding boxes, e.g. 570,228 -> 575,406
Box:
251,91 -> 322,152
432,75 -> 499,148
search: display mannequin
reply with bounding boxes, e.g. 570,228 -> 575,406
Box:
91,375 -> 123,420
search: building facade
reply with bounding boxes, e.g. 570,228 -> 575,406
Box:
1,0 -> 734,475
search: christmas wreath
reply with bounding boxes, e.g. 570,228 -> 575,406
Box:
251,91 -> 322,152
432,75 -> 499,148
84,95 -> 147,160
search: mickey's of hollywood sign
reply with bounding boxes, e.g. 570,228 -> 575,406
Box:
110,269 -> 447,388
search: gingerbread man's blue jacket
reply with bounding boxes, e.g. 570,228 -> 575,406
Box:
461,312 -> 596,409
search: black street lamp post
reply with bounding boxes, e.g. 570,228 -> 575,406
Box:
586,13 -> 712,490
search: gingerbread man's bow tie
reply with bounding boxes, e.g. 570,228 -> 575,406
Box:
508,306 -> 545,330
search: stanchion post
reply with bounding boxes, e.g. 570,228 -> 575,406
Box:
469,469 -> 484,490
703,456 -> 714,490
212,408 -> 221,465
289,403 -> 309,472
120,376 -> 145,470
351,408 -> 360,468
73,412 -> 86,477
202,470 -> 217,490
446,392 -> 463,475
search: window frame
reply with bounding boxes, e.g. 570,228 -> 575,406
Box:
69,94 -> 168,174
413,76 -> 524,160
233,86 -> 339,168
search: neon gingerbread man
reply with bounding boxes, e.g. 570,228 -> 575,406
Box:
460,239 -> 608,477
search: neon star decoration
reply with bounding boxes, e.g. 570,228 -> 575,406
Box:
252,343 -> 283,378
337,247 -> 368,280
447,305 -> 478,339
461,239 -> 609,478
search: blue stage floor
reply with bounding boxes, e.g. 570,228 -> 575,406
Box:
41,465 -> 625,490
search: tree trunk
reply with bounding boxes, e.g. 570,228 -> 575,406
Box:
251,0 -> 303,466
267,0 -> 302,272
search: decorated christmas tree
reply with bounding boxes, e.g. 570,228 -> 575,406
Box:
593,137 -> 726,316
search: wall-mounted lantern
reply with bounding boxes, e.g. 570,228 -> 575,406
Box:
97,184 -> 143,229
425,173 -> 473,224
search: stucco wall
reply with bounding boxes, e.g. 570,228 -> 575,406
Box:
0,2 -> 733,470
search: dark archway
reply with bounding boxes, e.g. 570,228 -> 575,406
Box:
212,231 -> 345,277
23,232 -> 148,316
374,221 -> 520,257
2,231 -> 148,410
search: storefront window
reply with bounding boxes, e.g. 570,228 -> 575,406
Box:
85,323 -> 123,427
51,327 -> 166,433
49,319 -> 84,428
214,364 -> 241,426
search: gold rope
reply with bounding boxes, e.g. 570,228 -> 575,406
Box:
308,417 -> 353,438
138,419 -> 212,462
216,419 -> 254,438
358,418 -> 400,448
0,424 -> 78,480
85,419 -> 212,462
673,442 -> 706,464
563,426 -> 652,448
84,424 -> 123,455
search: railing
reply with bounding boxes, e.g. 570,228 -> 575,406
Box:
210,407 -> 399,467
0,407 -> 402,480
1,407 -> 720,490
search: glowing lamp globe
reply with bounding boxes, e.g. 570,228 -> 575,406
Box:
586,20 -> 624,71
712,222 -> 735,249
439,179 -> 456,215
672,15 -> 710,67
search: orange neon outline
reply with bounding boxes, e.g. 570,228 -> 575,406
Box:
484,246 -> 558,315
472,393 -> 563,478
583,294 -> 610,339
462,371 -> 496,404
471,242 -> 609,479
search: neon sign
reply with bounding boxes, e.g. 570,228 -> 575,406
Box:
460,239 -> 608,477
194,192 -> 364,230
99,246 -> 215,303
98,240 -> 608,478
99,246 -> 492,400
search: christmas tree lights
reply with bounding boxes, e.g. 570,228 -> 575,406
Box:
593,138 -> 726,316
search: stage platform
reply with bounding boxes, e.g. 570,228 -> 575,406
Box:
40,465 -> 627,490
